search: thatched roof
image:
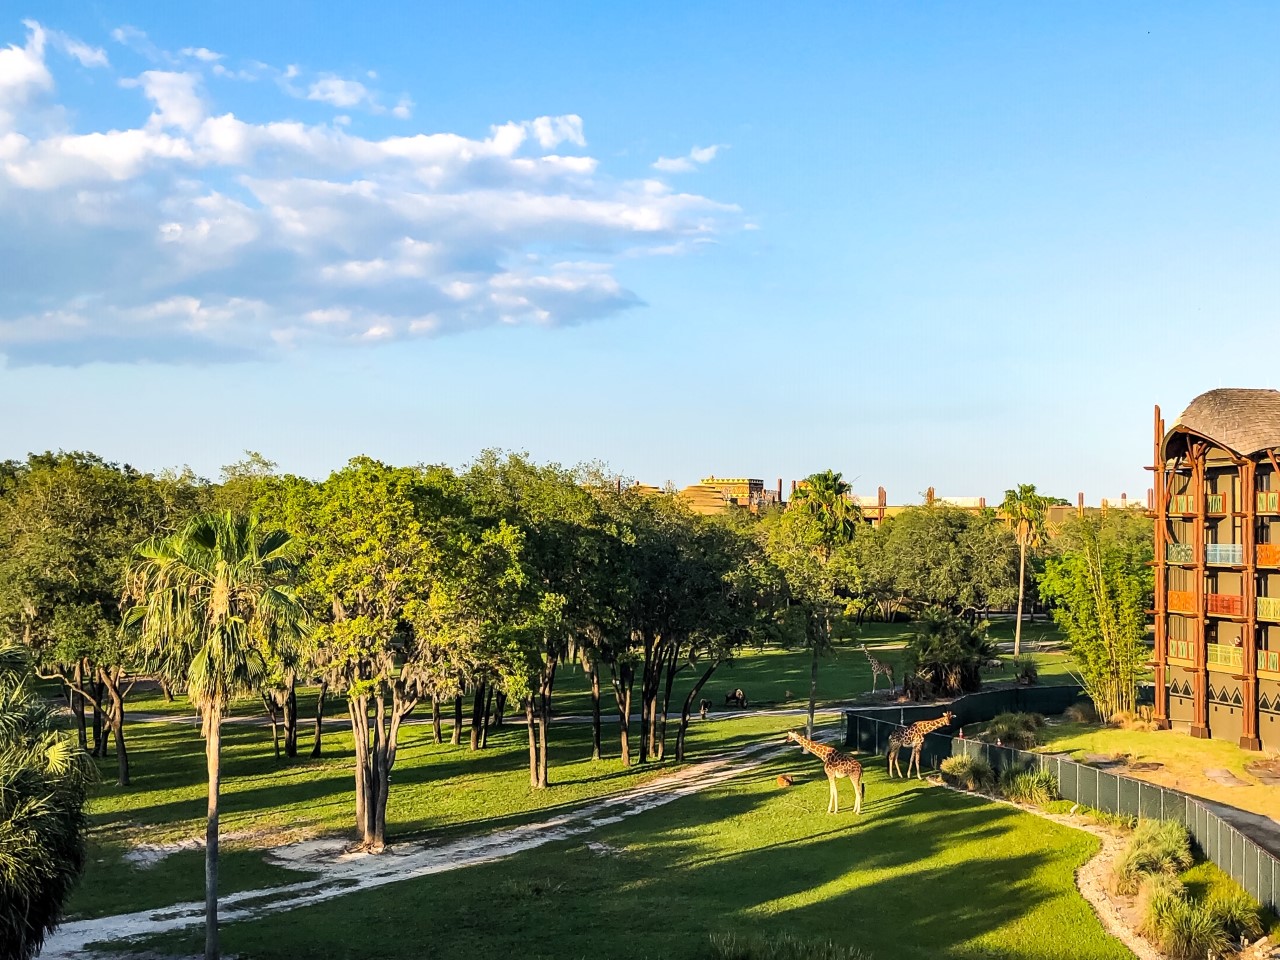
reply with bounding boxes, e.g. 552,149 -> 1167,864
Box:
1164,388 -> 1280,458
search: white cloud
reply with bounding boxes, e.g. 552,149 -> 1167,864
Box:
44,25 -> 109,68
652,143 -> 723,173
0,19 -> 742,365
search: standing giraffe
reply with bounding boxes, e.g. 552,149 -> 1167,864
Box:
860,644 -> 895,694
785,731 -> 865,814
887,711 -> 955,779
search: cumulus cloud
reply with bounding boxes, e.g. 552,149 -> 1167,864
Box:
0,20 -> 740,366
652,143 -> 723,173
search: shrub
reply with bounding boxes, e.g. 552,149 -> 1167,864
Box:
939,754 -> 995,792
1010,654 -> 1039,685
982,712 -> 1042,749
902,609 -> 996,699
1064,701 -> 1098,724
1110,820 -> 1193,895
1207,887 -> 1263,941
998,765 -> 1057,806
709,932 -> 870,960
1136,875 -> 1232,959
1109,709 -> 1157,732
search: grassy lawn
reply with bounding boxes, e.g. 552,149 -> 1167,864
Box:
103,749 -> 1131,960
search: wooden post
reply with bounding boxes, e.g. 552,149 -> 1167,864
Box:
1242,458 -> 1261,749
1153,406 -> 1170,728
1192,442 -> 1210,738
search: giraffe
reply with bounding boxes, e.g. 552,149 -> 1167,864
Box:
887,711 -> 955,780
785,731 -> 865,814
860,644 -> 895,694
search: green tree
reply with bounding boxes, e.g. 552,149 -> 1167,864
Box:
0,644 -> 93,960
902,609 -> 996,699
765,471 -> 861,737
1000,484 -> 1050,655
1038,512 -> 1153,719
125,513 -> 306,960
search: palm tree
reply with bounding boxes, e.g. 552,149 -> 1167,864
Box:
125,513 -> 306,960
0,644 -> 92,960
790,471 -> 862,735
1000,484 -> 1049,657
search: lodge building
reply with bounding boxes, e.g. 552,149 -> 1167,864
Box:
1152,388 -> 1280,750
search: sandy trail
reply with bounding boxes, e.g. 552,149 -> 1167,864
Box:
41,739 -> 786,959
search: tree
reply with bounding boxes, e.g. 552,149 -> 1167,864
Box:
902,609 -> 995,699
1000,484 -> 1050,655
126,513 -> 306,960
0,644 -> 92,960
764,471 -> 861,737
1038,512 -> 1153,719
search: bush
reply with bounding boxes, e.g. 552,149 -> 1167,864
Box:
1110,820 -> 1193,895
1136,875 -> 1232,959
902,609 -> 996,699
709,932 -> 870,960
982,712 -> 1043,749
939,754 -> 995,792
998,765 -> 1058,806
1010,654 -> 1039,685
1207,887 -> 1264,941
1109,709 -> 1157,732
1064,701 -> 1098,723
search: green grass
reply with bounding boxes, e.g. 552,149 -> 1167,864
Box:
102,749 -> 1132,960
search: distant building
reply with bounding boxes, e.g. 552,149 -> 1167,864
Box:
677,476 -> 784,515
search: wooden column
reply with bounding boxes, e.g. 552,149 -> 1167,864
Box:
1153,407 -> 1170,727
1191,444 -> 1210,738
1242,458 -> 1261,749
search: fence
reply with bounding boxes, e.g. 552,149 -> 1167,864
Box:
844,685 -> 1280,914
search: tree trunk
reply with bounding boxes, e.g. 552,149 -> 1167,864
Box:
350,696 -> 369,836
431,697 -> 443,744
91,679 -> 106,758
1014,543 -> 1027,657
469,682 -> 486,751
537,665 -> 555,788
525,700 -> 541,789
589,660 -> 602,761
495,691 -> 506,727
103,668 -> 129,787
807,623 -> 822,739
676,661 -> 720,761
71,661 -> 87,751
204,704 -> 223,960
481,686 -> 494,749
451,695 -> 463,746
310,681 -> 327,758
656,644 -> 680,761
283,675 -> 298,758
262,693 -> 281,758
610,662 -> 634,766
160,678 -> 174,702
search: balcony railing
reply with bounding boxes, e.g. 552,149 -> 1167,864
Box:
1172,494 -> 1196,513
1168,590 -> 1196,614
1260,544 -> 1280,567
1207,593 -> 1244,616
1207,643 -> 1244,670
1207,493 -> 1225,513
1259,597 -> 1280,621
1261,650 -> 1280,673
1206,543 -> 1244,565
1261,492 -> 1280,513
1166,543 -> 1194,563
1169,638 -> 1192,661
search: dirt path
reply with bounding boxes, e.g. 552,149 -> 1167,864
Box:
41,739 -> 785,958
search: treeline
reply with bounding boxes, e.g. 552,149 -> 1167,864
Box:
0,451 -> 1065,849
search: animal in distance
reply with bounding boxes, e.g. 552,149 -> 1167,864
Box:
887,711 -> 955,779
785,731 -> 865,814
724,688 -> 748,708
699,698 -> 712,719
860,643 -> 895,694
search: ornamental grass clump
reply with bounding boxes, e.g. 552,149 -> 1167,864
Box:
939,754 -> 995,792
998,765 -> 1057,806
982,711 -> 1043,750
1134,872 -> 1263,959
1110,819 -> 1193,896
1010,654 -> 1039,685
709,932 -> 869,960
1064,701 -> 1098,723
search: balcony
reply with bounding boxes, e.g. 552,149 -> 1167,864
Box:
1207,493 -> 1225,514
1166,543 -> 1194,563
1206,593 -> 1244,616
1168,590 -> 1196,614
1260,544 -> 1280,567
1172,494 -> 1196,513
1259,597 -> 1280,621
1207,643 -> 1243,670
1169,638 -> 1192,661
1260,492 -> 1280,514
1261,650 -> 1280,673
1206,543 -> 1244,565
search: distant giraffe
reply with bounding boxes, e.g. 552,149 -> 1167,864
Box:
887,711 -> 955,779
860,644 -> 895,694
785,731 -> 865,814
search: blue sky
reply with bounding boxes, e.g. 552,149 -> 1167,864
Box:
2,3 -> 1278,502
